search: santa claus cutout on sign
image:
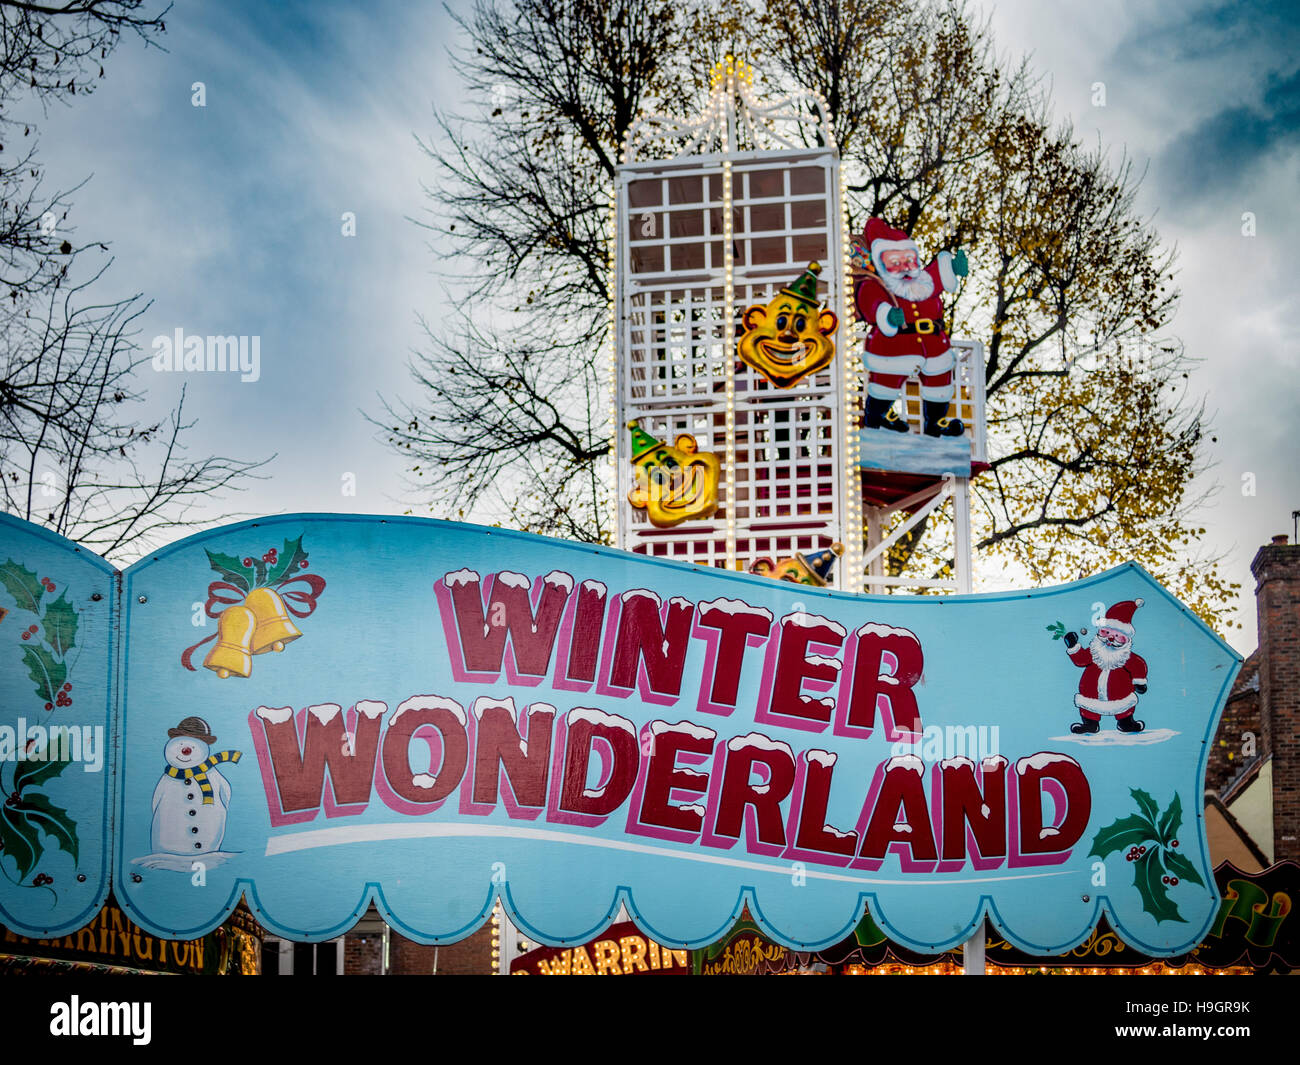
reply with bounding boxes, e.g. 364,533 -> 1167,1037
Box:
853,218 -> 968,437
1064,599 -> 1149,734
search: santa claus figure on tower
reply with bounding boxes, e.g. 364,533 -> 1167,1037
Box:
853,217 -> 968,437
1064,599 -> 1149,734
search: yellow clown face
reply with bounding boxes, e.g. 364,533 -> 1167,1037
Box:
749,556 -> 825,585
738,292 -> 838,388
627,432 -> 721,528
748,543 -> 843,587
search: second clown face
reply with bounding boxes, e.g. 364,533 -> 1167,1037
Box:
738,263 -> 839,388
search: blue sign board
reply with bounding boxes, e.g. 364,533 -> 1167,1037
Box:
0,517 -> 116,938
0,513 -> 1239,956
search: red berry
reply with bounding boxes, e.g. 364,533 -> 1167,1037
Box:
62,683 -> 71,691
43,702 -> 52,711
299,559 -> 308,569
1139,845 -> 1146,854
21,633 -> 29,641
1170,877 -> 1178,886
1171,840 -> 1178,848
242,557 -> 253,567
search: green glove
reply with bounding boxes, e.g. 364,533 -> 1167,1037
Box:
886,307 -> 905,328
952,248 -> 969,276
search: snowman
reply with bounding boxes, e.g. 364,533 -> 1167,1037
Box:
132,717 -> 242,872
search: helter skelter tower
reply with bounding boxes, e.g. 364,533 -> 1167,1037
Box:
613,59 -> 986,595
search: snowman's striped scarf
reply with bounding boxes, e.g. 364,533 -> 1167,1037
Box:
165,750 -> 241,803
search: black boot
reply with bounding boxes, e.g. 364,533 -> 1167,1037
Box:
1070,717 -> 1100,735
923,400 -> 965,438
866,396 -> 910,433
1116,714 -> 1145,733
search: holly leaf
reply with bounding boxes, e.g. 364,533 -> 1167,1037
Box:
22,643 -> 66,705
265,536 -> 308,586
1157,792 -> 1182,846
1134,849 -> 1184,924
204,549 -> 254,594
14,750 -> 72,793
42,591 -> 77,657
1088,813 -> 1153,859
1164,848 -> 1205,889
0,558 -> 43,613
20,792 -> 78,865
0,803 -> 42,880
1131,788 -> 1160,828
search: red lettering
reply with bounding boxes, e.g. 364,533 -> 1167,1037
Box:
256,703 -> 380,817
1016,754 -> 1091,856
842,625 -> 924,739
637,723 -> 715,833
711,735 -> 796,849
859,758 -> 937,863
609,592 -> 694,698
558,710 -> 638,817
762,614 -> 845,727
792,752 -> 858,858
472,700 -> 554,811
380,698 -> 468,806
939,758 -> 1006,862
695,600 -> 772,708
444,571 -> 571,678
564,581 -> 608,684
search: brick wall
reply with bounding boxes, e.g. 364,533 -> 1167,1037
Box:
1250,537 -> 1300,861
343,934 -> 385,976
1206,652 -> 1261,794
388,923 -> 494,975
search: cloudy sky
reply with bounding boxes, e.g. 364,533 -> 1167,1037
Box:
23,0 -> 1298,653
974,0 -> 1299,652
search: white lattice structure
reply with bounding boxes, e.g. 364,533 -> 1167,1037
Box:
613,59 -> 862,586
887,340 -> 988,464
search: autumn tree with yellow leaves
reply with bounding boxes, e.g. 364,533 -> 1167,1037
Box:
382,0 -> 1238,631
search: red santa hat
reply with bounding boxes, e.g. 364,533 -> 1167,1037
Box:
1098,599 -> 1143,637
862,217 -> 919,276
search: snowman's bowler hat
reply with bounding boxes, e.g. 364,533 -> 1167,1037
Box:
168,716 -> 216,744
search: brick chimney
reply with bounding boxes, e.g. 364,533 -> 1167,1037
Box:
1250,533 -> 1300,861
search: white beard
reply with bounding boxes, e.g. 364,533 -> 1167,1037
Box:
878,268 -> 935,302
1090,639 -> 1131,670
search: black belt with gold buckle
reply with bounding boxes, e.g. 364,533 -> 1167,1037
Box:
899,318 -> 944,335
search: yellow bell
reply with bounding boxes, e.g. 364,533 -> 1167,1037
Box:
202,605 -> 256,679
245,586 -> 302,655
